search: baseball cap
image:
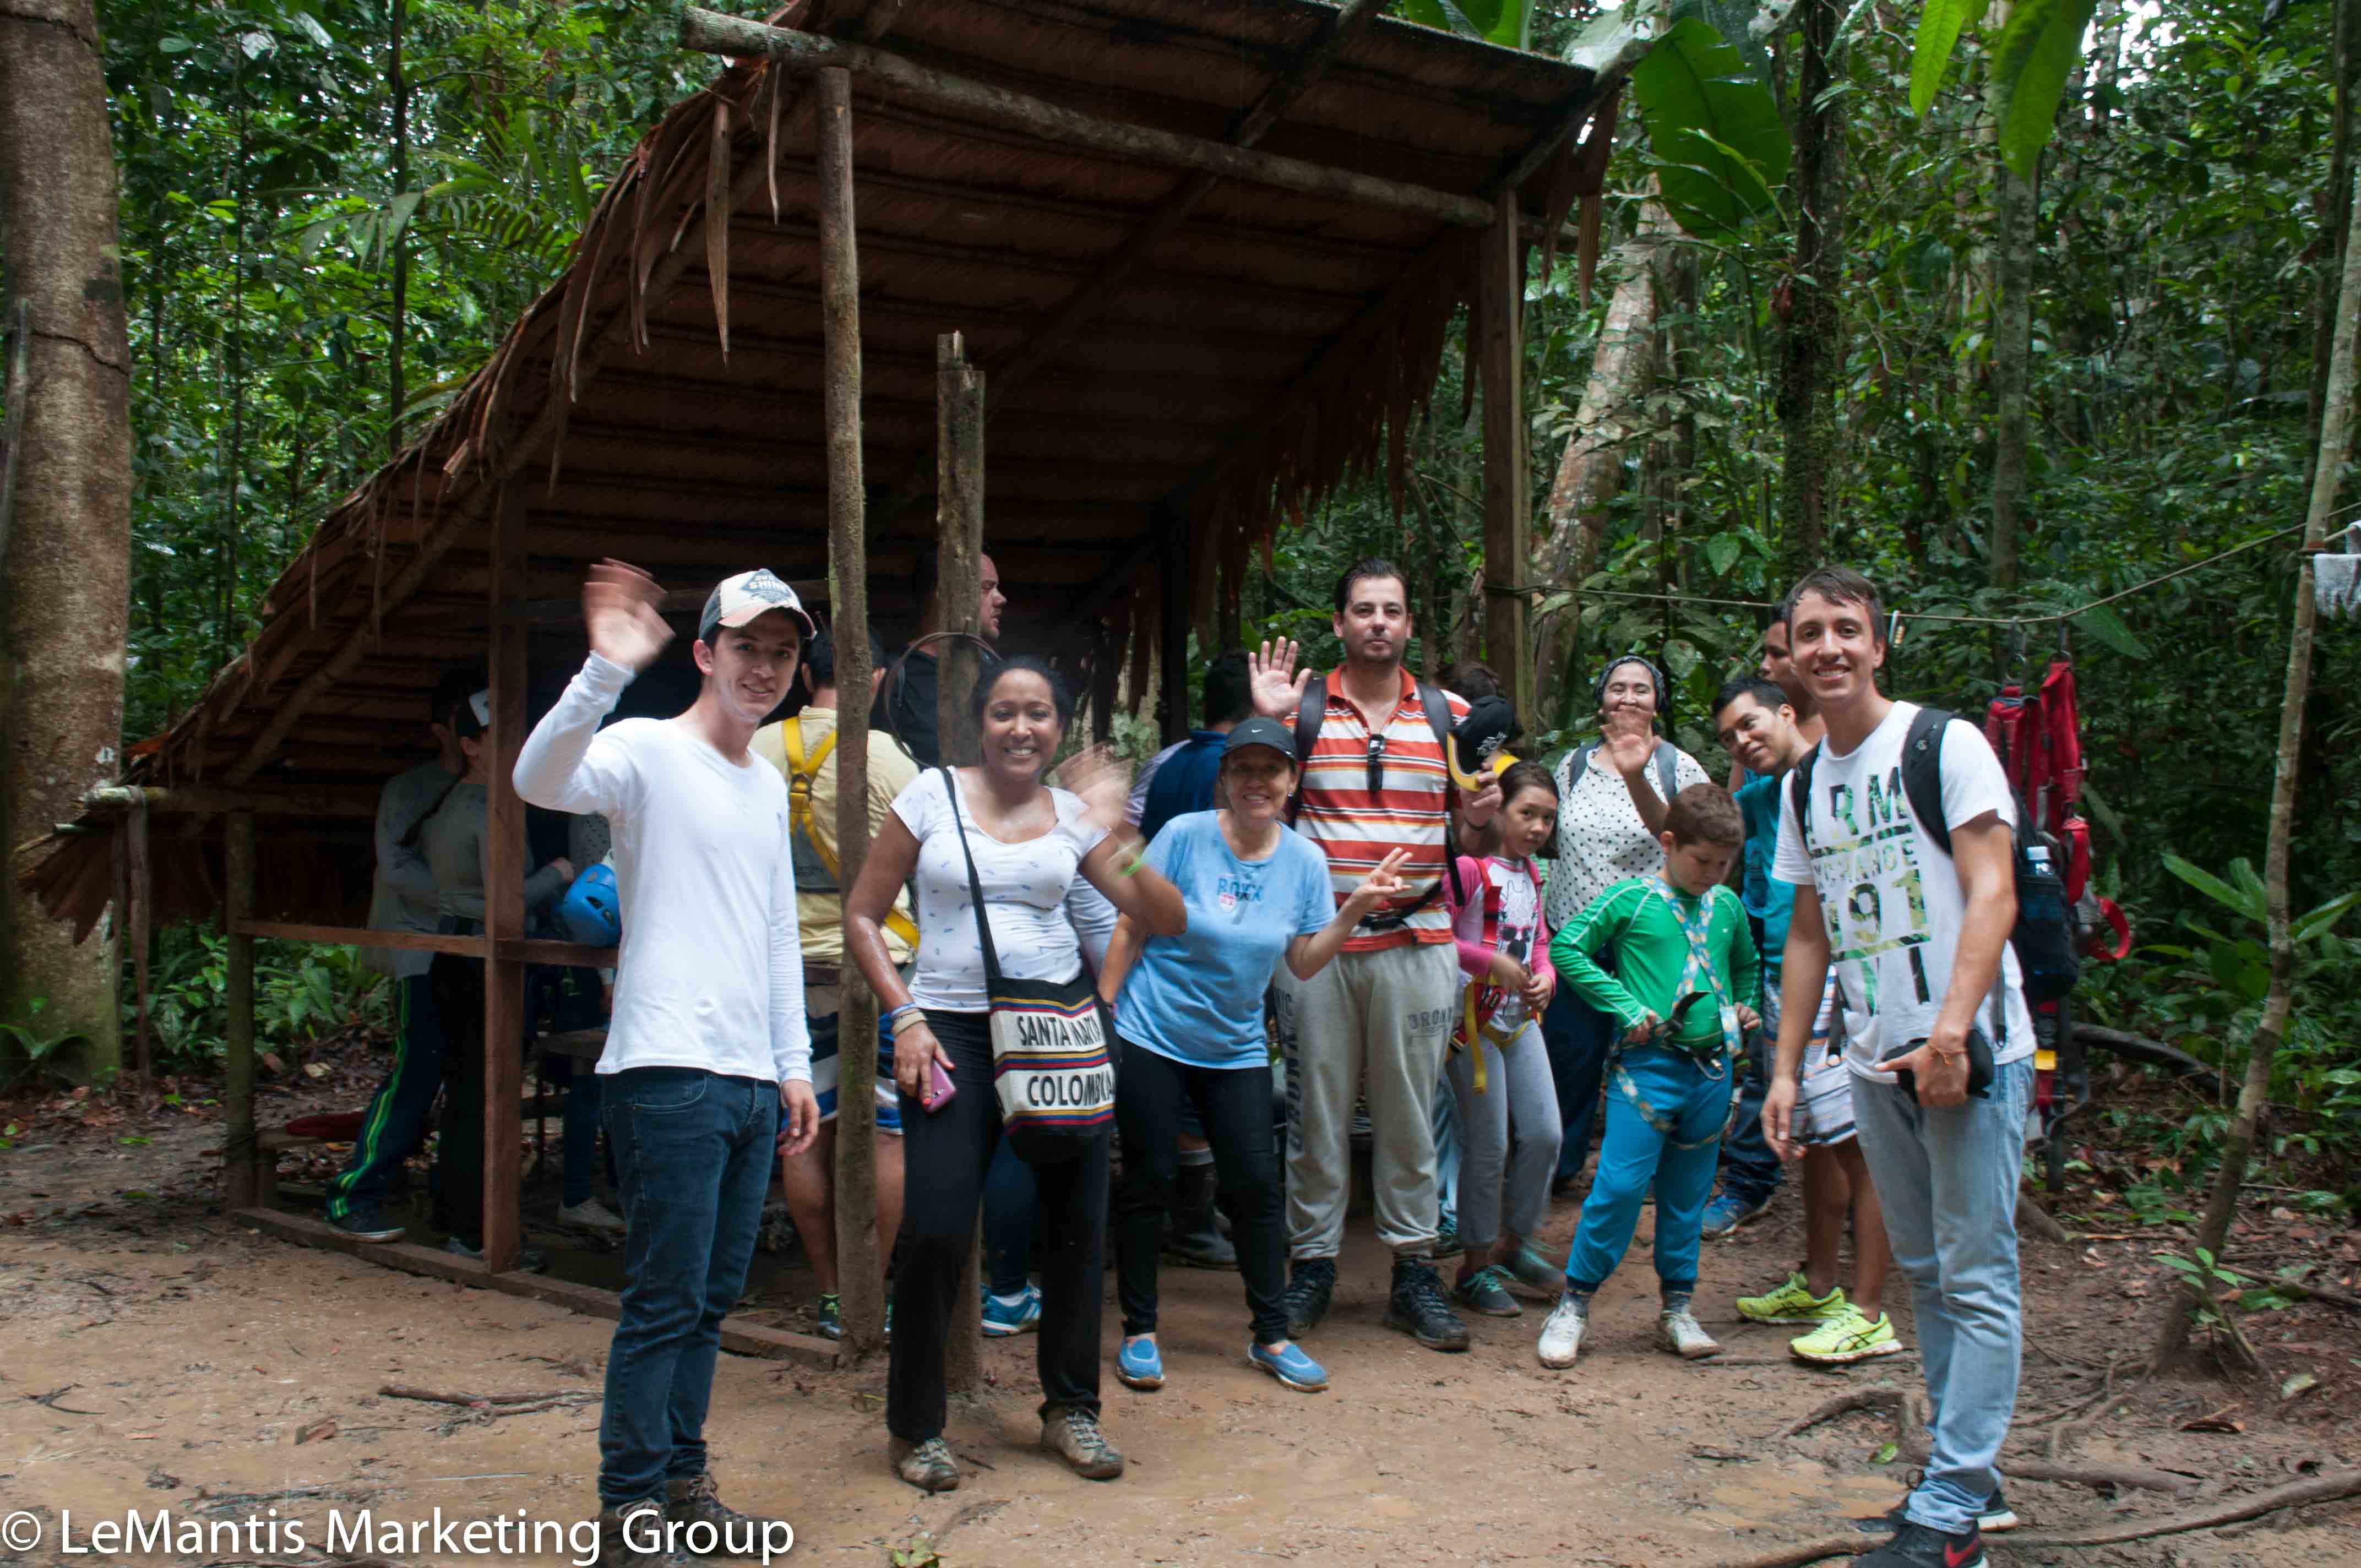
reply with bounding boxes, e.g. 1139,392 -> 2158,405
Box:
699,568 -> 815,643
1222,715 -> 1297,761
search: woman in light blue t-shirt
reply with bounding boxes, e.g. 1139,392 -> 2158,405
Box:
1096,716 -> 1406,1397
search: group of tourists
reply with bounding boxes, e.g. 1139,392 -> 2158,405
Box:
336,548 -> 2033,1568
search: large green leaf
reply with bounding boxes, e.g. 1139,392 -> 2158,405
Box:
1908,0 -> 1990,117
1398,0 -> 1534,50
2163,853 -> 2266,925
1989,0 -> 2102,177
1630,18 -> 1792,239
2072,602 -> 2151,660
1668,0 -> 1774,85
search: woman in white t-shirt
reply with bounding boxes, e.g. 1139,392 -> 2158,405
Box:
846,657 -> 1185,1495
1539,655 -> 1711,1194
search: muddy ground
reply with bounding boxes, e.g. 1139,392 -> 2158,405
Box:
2,1058 -> 2357,1567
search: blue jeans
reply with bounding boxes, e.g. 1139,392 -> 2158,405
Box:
1563,1047 -> 1730,1297
1718,1046 -> 1784,1207
1432,1061 -> 1460,1222
1541,986 -> 1618,1186
598,1069 -> 779,1506
1852,1055 -> 2032,1536
325,975 -> 445,1219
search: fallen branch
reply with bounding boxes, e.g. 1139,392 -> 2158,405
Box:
378,1385 -> 587,1409
2270,1278 -> 2361,1316
2075,1023 -> 2227,1095
1999,1457 -> 2200,1495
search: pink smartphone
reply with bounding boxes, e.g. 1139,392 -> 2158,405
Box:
923,1059 -> 957,1112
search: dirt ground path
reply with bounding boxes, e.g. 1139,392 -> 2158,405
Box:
3,1112 -> 2357,1567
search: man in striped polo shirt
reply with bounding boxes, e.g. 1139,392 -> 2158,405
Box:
1250,559 -> 1501,1352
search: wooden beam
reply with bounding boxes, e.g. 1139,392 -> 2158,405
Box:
231,1208 -> 839,1363
481,482 -> 529,1275
817,64 -> 886,1362
1477,195 -> 1533,725
82,783 -> 380,819
222,813 -> 264,1208
678,9 -> 1497,229
238,921 -> 491,957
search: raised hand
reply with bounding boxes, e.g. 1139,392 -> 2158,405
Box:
1248,638 -> 1312,720
1345,847 -> 1411,914
584,559 -> 673,674
1601,705 -> 1657,779
1058,742 -> 1135,836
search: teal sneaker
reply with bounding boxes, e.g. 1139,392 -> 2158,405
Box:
981,1283 -> 1042,1337
1247,1340 -> 1329,1392
1115,1336 -> 1163,1390
1452,1264 -> 1523,1317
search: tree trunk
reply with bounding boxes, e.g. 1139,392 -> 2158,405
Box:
1988,150 -> 2036,592
2309,0 -> 2358,448
1530,213 -> 1664,729
389,0 -> 410,455
0,0 -> 133,1072
1777,0 -> 1844,578
2154,171 -> 2361,1371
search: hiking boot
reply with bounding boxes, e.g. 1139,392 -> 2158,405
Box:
1115,1336 -> 1164,1391
1279,1257 -> 1337,1340
1505,1239 -> 1562,1295
561,1196 -> 627,1234
1789,1305 -> 1905,1365
1247,1340 -> 1329,1392
1737,1271 -> 1849,1326
981,1283 -> 1042,1337
1039,1406 -> 1124,1480
1857,1491 -> 2016,1536
329,1207 -> 405,1244
813,1293 -> 842,1341
597,1497 -> 690,1568
888,1436 -> 959,1494
1162,1163 -> 1237,1270
1452,1264 -> 1522,1318
1383,1259 -> 1471,1352
664,1473 -> 788,1558
1700,1189 -> 1771,1238
1656,1297 -> 1722,1359
1536,1291 -> 1588,1369
1853,1520 -> 1984,1568
445,1235 -> 547,1272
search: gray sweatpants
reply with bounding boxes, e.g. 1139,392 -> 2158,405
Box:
1275,940 -> 1458,1261
1443,1016 -> 1563,1253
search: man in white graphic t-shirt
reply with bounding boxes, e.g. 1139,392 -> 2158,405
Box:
1763,567 -> 2031,1568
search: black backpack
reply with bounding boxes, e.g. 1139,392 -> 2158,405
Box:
1290,677 -> 1464,921
1789,707 -> 2079,1006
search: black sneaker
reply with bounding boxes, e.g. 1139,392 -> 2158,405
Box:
1278,1257 -> 1337,1340
1382,1259 -> 1471,1352
1856,1491 -> 2016,1536
1854,1520 -> 1984,1568
329,1207 -> 405,1243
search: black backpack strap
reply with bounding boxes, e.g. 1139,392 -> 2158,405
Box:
1417,679 -> 1468,906
1287,677 -> 1327,825
1789,745 -> 1819,853
1651,739 -> 1680,804
1900,707 -> 1954,858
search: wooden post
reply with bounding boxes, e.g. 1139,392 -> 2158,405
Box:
221,812 -> 263,1208
929,328 -> 988,1394
936,333 -> 985,765
1157,509 -> 1190,743
1478,198 -> 1535,726
480,481 -> 529,1274
818,64 -> 885,1359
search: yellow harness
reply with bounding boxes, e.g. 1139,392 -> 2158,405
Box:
778,722 -> 920,949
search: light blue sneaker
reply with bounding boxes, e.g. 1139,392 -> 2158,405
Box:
1700,1189 -> 1772,1239
1247,1340 -> 1329,1392
1116,1336 -> 1164,1390
981,1283 -> 1042,1337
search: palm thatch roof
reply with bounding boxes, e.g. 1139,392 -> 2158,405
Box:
34,0 -> 1618,932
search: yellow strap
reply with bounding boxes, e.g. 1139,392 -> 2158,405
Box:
1462,986 -> 1487,1093
783,722 -> 917,946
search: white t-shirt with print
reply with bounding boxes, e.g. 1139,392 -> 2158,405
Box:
1771,701 -> 2035,1079
893,769 -> 1111,1012
1541,741 -> 1712,930
1487,858 -> 1543,1033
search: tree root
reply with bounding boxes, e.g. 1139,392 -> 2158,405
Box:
2000,1457 -> 2200,1495
378,1385 -> 587,1408
1766,1388 -> 1908,1441
1703,1468 -> 2361,1567
1768,1375 -> 2190,1491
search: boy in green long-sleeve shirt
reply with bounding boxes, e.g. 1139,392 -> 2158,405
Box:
1534,783 -> 1760,1370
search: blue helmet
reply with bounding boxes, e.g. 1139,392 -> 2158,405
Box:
556,861 -> 621,947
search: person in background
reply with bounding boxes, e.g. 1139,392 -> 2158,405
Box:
1715,678 -> 1901,1366
420,687 -> 574,1266
845,658 -> 1185,1494
1538,784 -> 1759,1370
1101,718 -> 1408,1396
1440,760 -> 1565,1317
326,665 -> 478,1242
753,624 -> 917,1341
874,549 -> 1007,768
1539,655 -> 1713,1200
514,563 -> 820,1565
1767,568 -> 2034,1568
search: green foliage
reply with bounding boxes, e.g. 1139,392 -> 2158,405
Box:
143,927 -> 390,1070
1397,0 -> 1536,50
1989,0 -> 2103,176
1910,0 -> 1990,117
1629,18 -> 1793,239
0,999 -> 89,1090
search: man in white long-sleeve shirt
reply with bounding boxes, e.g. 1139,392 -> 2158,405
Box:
514,560 -> 819,1567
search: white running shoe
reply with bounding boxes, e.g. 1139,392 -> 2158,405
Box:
1536,1293 -> 1588,1369
559,1196 -> 627,1234
1657,1304 -> 1722,1359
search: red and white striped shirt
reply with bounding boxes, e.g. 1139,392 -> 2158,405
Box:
1293,669 -> 1467,952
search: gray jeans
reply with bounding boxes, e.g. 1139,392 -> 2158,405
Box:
1275,940 -> 1457,1261
1443,1016 -> 1562,1253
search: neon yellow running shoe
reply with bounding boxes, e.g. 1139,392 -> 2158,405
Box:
1736,1271 -> 1848,1326
1789,1304 -> 1904,1364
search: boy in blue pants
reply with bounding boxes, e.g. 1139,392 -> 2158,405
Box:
1537,784 -> 1759,1368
